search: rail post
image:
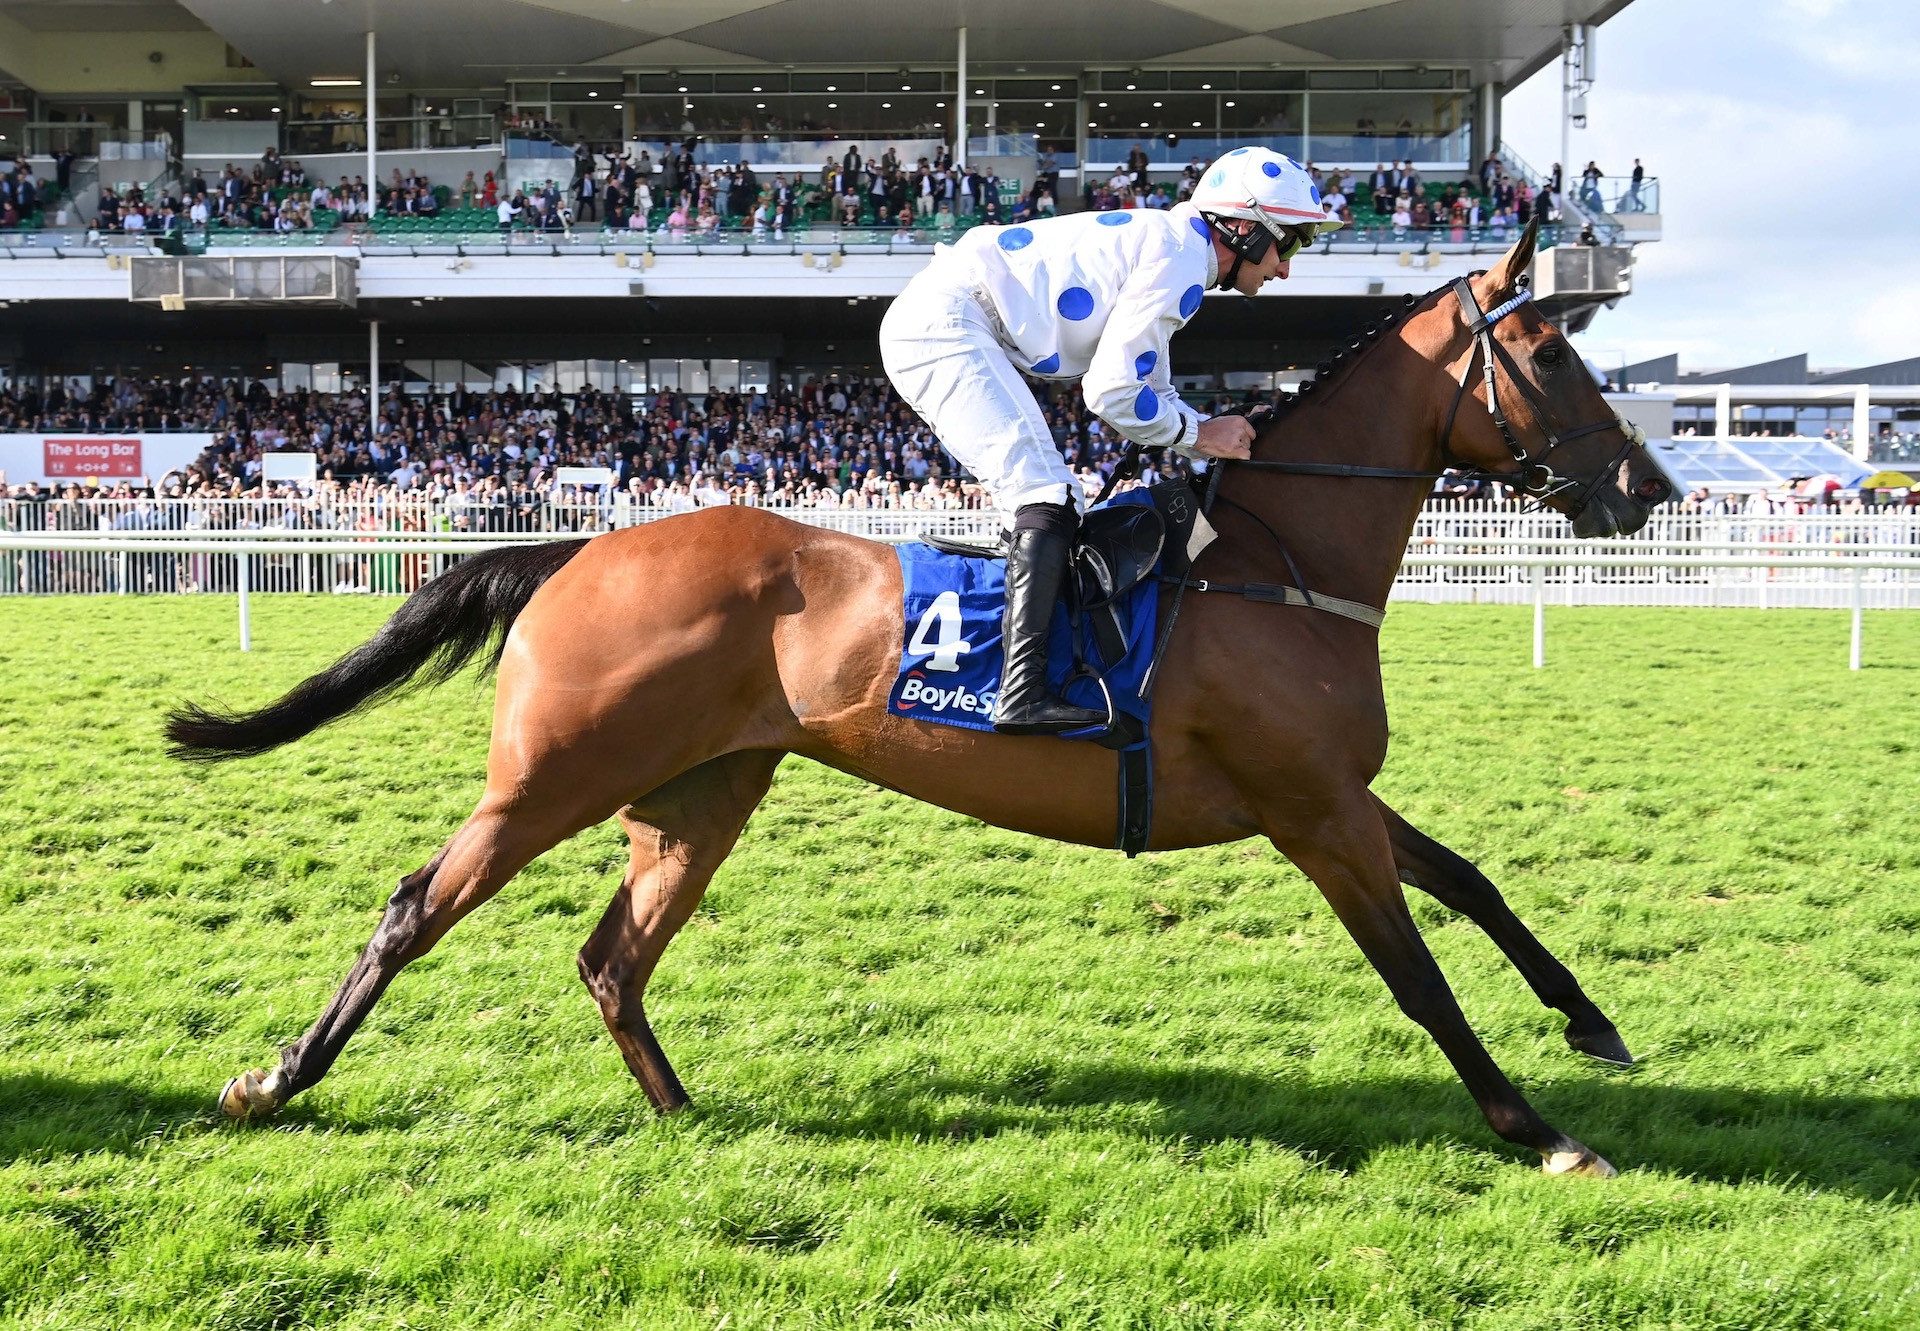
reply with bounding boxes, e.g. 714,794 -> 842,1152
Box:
1849,566 -> 1863,671
1531,562 -> 1545,668
237,547 -> 252,652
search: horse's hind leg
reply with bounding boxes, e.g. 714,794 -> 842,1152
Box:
577,751 -> 781,1112
1373,795 -> 1633,1067
219,790 -> 614,1120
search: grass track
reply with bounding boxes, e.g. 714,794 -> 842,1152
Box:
0,596 -> 1916,1330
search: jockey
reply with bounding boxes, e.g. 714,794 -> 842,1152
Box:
880,147 -> 1341,734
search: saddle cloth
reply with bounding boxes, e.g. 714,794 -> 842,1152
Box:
887,490 -> 1161,744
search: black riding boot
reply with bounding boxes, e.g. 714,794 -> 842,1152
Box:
992,504 -> 1109,736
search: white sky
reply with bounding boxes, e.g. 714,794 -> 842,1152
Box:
1500,0 -> 1918,373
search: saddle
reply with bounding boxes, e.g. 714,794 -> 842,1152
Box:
921,479 -> 1201,616
914,481 -> 1207,859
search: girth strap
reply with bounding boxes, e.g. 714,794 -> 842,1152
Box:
1162,575 -> 1386,630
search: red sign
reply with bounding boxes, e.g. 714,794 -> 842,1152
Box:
42,437 -> 143,479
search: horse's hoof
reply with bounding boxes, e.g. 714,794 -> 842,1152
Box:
1543,1147 -> 1617,1178
219,1068 -> 281,1121
1566,1023 -> 1635,1067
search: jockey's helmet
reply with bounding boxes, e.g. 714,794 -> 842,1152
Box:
1191,148 -> 1344,287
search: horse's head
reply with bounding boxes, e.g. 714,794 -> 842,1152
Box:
1437,219 -> 1675,537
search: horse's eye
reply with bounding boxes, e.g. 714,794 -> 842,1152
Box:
1534,343 -> 1565,370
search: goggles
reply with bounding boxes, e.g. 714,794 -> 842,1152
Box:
1207,214 -> 1315,267
1264,221 -> 1314,263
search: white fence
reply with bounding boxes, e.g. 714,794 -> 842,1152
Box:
2,500 -> 1916,667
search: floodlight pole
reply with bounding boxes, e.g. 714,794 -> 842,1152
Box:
1559,27 -> 1574,187
366,30 -> 377,205
956,26 -> 968,169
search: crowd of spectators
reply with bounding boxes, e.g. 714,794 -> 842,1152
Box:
81,152 -> 375,237
9,375 -> 1909,523
1,156 -> 53,228
0,373 -> 1202,513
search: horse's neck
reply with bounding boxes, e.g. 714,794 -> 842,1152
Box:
1214,345 -> 1440,612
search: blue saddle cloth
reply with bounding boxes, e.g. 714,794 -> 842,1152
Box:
888,492 -> 1160,743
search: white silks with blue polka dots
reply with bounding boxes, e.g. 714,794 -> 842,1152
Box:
880,203 -> 1217,516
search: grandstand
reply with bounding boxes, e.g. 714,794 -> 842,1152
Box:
1,0 -> 1651,386
25,2 -> 1874,505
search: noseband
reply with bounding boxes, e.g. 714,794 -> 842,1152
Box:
1231,277 -> 1646,520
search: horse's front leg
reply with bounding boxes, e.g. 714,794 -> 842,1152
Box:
1266,789 -> 1615,1176
1373,795 -> 1634,1066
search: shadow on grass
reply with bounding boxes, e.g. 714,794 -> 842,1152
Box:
0,1073 -> 214,1163
745,1061 -> 1918,1201
6,1063 -> 1913,1203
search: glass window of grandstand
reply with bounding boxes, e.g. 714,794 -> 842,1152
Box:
338,358 -> 769,397
30,100 -> 129,156
1308,71 -> 1469,167
1085,68 -> 1466,172
622,71 -> 961,171
201,93 -> 280,121
977,78 -> 1079,165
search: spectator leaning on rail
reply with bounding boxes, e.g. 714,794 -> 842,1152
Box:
880,147 -> 1341,734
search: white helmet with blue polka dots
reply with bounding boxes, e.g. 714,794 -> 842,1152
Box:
1191,147 -> 1342,288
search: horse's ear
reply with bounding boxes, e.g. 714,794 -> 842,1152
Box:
1488,215 -> 1541,292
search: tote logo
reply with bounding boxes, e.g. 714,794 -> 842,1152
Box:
43,437 -> 142,478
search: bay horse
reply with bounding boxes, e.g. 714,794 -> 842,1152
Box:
172,221 -> 1673,1176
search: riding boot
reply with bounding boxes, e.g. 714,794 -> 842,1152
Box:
992,505 -> 1109,735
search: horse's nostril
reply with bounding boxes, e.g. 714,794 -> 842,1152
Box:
1634,477 -> 1671,504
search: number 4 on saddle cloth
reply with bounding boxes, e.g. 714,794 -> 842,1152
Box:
888,481 -> 1214,855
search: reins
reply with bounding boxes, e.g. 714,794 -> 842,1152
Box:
1231,277 -> 1643,503
1143,274 -> 1646,635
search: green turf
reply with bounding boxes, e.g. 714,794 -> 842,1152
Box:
0,596 -> 1915,1329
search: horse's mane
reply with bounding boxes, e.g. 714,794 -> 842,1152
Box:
1268,269 -> 1511,418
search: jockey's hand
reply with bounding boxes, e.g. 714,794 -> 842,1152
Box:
1194,414 -> 1255,460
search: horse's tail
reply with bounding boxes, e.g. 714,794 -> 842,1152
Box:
165,539 -> 590,763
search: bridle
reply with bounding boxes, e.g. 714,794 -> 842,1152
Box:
1233,276 -> 1648,521
1435,277 -> 1642,516
1129,275 -> 1662,658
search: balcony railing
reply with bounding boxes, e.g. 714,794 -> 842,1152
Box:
1084,128 -> 1469,169
284,114 -> 499,156
1572,174 -> 1660,217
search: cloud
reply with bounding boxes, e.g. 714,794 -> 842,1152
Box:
1504,0 -> 1918,368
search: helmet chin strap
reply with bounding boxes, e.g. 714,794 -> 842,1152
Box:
1205,214 -> 1274,291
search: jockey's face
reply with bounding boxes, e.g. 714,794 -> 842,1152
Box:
1215,221 -> 1296,295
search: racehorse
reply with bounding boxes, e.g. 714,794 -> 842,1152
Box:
172,221 -> 1672,1176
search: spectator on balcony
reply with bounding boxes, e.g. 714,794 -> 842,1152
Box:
1580,161 -> 1604,210
1625,158 -> 1646,212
